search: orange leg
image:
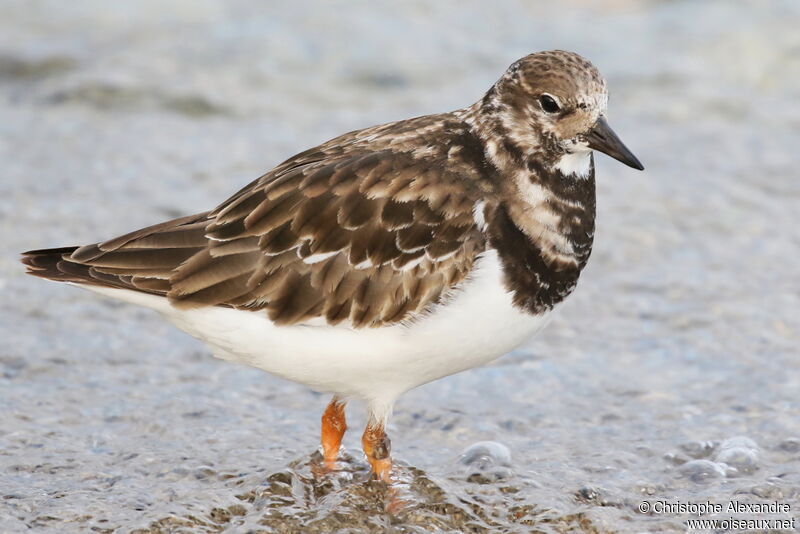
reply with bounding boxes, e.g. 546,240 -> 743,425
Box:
321,396 -> 347,469
362,418 -> 392,482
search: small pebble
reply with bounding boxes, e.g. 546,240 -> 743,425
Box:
750,483 -> 784,499
193,466 -> 216,479
679,440 -> 715,459
679,460 -> 726,483
715,447 -> 759,474
778,437 -> 800,453
718,436 -> 758,452
459,441 -> 512,483
714,437 -> 759,474
459,441 -> 512,467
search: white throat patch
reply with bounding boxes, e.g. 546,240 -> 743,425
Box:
554,150 -> 592,179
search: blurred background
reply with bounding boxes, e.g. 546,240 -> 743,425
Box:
1,1 -> 799,532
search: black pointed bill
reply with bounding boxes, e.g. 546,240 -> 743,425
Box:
586,116 -> 644,171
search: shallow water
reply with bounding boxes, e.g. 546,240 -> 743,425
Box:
2,1 -> 799,532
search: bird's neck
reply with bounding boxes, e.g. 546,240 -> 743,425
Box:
485,166 -> 596,315
504,159 -> 596,269
458,100 -> 572,177
459,102 -> 596,262
458,102 -> 597,314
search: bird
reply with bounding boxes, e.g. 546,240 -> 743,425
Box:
22,50 -> 643,482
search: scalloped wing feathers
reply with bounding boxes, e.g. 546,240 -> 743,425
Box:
25,114 -> 489,328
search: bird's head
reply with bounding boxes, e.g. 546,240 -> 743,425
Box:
481,50 -> 643,175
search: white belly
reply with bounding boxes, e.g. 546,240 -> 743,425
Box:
86,249 -> 554,408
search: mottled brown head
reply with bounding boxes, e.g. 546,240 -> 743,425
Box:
482,50 -> 643,173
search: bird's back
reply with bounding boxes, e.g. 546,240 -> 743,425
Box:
23,111 -> 493,329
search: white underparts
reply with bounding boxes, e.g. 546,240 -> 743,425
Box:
79,250 -> 555,421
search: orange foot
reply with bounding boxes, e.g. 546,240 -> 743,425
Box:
320,396 -> 347,471
362,419 -> 392,482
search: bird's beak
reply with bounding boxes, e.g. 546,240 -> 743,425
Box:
586,116 -> 644,171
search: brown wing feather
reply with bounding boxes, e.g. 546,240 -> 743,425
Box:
23,113 -> 490,327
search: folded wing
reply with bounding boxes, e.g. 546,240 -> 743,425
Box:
24,141 -> 487,328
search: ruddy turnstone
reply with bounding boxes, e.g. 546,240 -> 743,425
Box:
23,50 -> 643,482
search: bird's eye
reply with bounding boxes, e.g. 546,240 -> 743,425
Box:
539,94 -> 560,114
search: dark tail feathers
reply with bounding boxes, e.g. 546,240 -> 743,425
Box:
21,246 -> 86,283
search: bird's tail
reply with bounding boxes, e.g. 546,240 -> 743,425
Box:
21,246 -> 87,283
21,245 -> 149,291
